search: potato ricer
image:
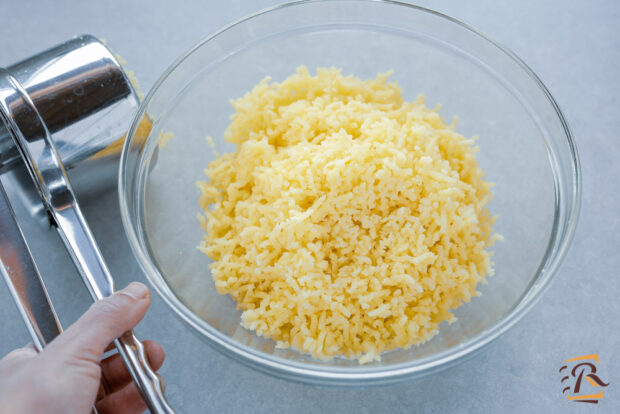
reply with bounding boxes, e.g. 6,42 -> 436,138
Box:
0,35 -> 174,413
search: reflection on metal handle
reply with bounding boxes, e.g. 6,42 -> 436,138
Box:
0,181 -> 62,350
116,332 -> 172,413
0,64 -> 174,413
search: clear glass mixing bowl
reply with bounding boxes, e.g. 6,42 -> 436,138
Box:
119,0 -> 580,386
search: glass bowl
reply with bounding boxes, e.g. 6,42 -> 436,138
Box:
119,0 -> 580,386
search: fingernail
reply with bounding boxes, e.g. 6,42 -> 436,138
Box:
122,282 -> 149,300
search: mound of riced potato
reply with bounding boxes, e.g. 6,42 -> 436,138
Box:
197,66 -> 496,363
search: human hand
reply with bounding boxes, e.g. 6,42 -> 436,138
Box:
0,282 -> 165,414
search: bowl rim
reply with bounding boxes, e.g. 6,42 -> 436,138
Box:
118,0 -> 581,385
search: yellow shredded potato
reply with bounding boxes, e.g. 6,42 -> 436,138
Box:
198,67 -> 495,363
205,135 -> 216,148
157,130 -> 174,150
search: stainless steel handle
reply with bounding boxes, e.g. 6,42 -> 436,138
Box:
54,201 -> 174,414
115,332 -> 171,413
0,68 -> 174,414
0,180 -> 63,350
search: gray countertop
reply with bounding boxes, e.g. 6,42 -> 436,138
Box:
0,1 -> 618,413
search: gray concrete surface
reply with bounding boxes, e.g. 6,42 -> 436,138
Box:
0,1 -> 618,413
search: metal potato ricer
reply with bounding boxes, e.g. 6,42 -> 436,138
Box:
0,35 -> 173,413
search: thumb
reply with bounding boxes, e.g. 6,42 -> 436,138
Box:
46,282 -> 150,360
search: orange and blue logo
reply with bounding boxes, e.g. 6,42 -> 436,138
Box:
560,354 -> 610,404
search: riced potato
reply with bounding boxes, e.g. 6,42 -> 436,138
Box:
198,67 -> 496,363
